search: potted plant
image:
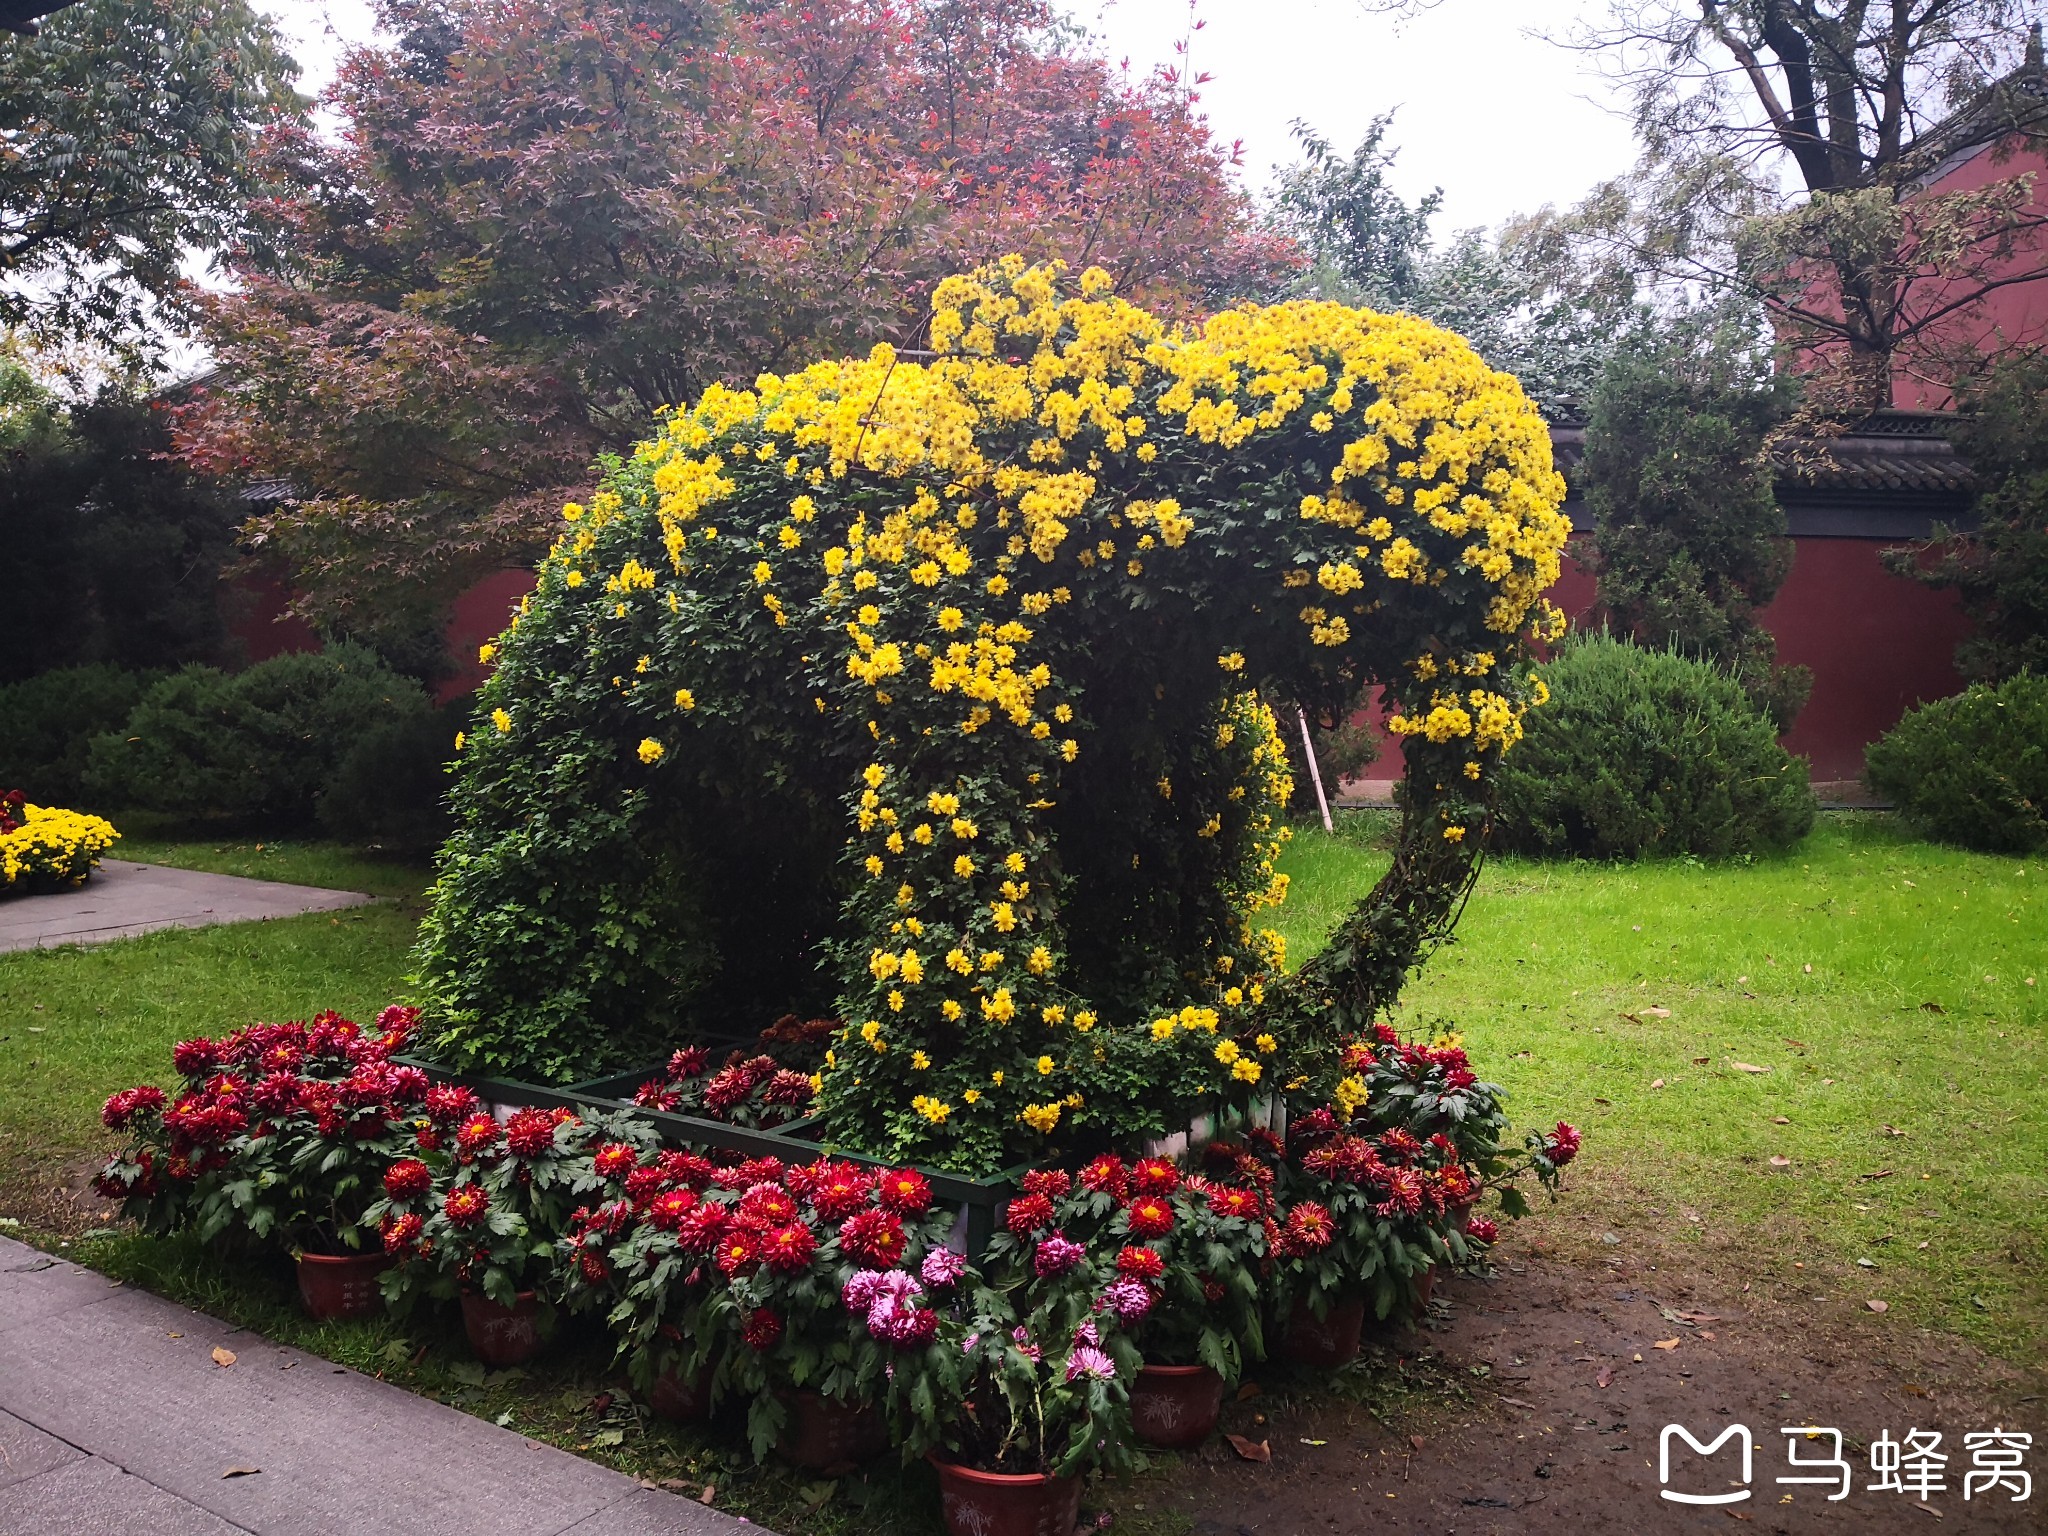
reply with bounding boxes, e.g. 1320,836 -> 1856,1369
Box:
373,1100 -> 646,1364
892,1192 -> 1139,1536
986,1157 -> 1266,1449
631,1046 -> 818,1129
96,1008 -> 429,1320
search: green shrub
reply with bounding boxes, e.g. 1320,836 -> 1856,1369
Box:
316,696 -> 467,849
1492,634 -> 1815,859
0,664 -> 160,806
85,646 -> 434,827
1865,674 -> 2048,853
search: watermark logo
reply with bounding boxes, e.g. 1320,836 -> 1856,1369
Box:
1659,1422 -> 1752,1505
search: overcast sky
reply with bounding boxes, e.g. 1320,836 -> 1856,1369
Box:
262,0 -> 1640,234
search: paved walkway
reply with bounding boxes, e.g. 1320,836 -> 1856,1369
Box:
0,861 -> 373,954
0,1236 -> 758,1536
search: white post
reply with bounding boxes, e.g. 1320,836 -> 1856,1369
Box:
1298,708 -> 1334,833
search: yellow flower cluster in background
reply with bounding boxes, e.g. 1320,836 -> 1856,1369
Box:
0,804 -> 120,893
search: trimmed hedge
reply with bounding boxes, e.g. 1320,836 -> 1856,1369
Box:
84,646 -> 440,829
1865,674 -> 2048,853
1492,634 -> 1815,859
0,664 -> 159,807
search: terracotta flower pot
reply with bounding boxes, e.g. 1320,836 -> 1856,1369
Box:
1410,1264 -> 1438,1318
459,1288 -> 544,1366
647,1362 -> 715,1422
775,1391 -> 889,1470
929,1456 -> 1083,1536
1280,1292 -> 1365,1368
1130,1362 -> 1225,1449
295,1250 -> 391,1321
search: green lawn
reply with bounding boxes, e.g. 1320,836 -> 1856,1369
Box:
0,840 -> 429,1185
1276,812 -> 2046,1359
4,818 -> 2042,1364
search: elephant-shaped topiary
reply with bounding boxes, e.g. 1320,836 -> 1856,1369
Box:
416,258 -> 1569,1173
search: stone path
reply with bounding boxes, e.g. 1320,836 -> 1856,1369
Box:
0,861 -> 374,954
0,1236 -> 758,1536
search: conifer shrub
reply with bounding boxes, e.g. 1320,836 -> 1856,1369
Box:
0,664 -> 158,806
1865,674 -> 2048,853
1492,634 -> 1815,859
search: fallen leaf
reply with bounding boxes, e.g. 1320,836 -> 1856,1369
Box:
1882,1125 -> 1907,1138
1725,1511 -> 1752,1522
1225,1434 -> 1271,1463
1914,1504 -> 1942,1520
1867,1300 -> 1889,1313
1499,1396 -> 1536,1409
1769,1155 -> 1792,1167
1860,1169 -> 1895,1181
1595,1365 -> 1614,1388
211,1347 -> 236,1369
1731,1061 -> 1771,1074
1773,1115 -> 1790,1124
1652,1338 -> 1681,1351
656,1479 -> 692,1494
698,1484 -> 717,1506
1649,1078 -> 1665,1089
1802,964 -> 1813,974
1298,1437 -> 1327,1446
1235,1382 -> 1263,1402
1782,1037 -> 1808,1050
1594,1096 -> 1612,1105
220,1466 -> 260,1479
1641,1006 -> 1672,1018
1409,1434 -> 1427,1451
1920,1001 -> 1944,1014
1699,1330 -> 1717,1340
1856,1258 -> 1878,1269
1619,1012 -> 1641,1024
1692,1056 -> 1710,1065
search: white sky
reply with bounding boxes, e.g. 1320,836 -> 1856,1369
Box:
260,0 -> 1640,234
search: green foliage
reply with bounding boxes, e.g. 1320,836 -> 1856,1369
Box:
0,664 -> 158,805
315,696 -> 466,850
1492,634 -> 1815,859
84,645 -> 434,826
0,360 -> 243,683
1865,673 -> 2048,854
1584,334 -> 1811,727
1883,351 -> 2048,683
0,0 -> 305,362
1276,701 -> 1379,815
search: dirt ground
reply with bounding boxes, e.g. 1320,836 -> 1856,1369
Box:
1134,1250 -> 2042,1536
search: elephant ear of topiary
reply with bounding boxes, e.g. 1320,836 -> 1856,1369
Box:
412,257 -> 1571,1174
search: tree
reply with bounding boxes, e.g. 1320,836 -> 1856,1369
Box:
1582,324 -> 1813,727
174,0 -> 1296,643
1560,3 -> 2048,410
0,0 -> 303,364
1882,348 -> 2048,679
1268,118 -> 1644,411
0,349 -> 243,682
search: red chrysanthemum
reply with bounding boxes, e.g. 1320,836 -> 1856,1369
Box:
1126,1196 -> 1174,1238
455,1113 -> 501,1158
762,1070 -> 814,1107
1373,1021 -> 1401,1046
632,1080 -> 678,1110
383,1158 -> 433,1201
742,1306 -> 783,1351
624,1165 -> 670,1205
657,1150 -> 716,1189
806,1163 -> 872,1221
1200,1276 -> 1226,1303
1004,1193 -> 1056,1236
1465,1215 -> 1500,1244
715,1227 -> 761,1277
727,1156 -> 786,1189
504,1107 -> 558,1159
1115,1245 -> 1165,1280
1078,1155 -> 1129,1200
1283,1201 -> 1334,1250
100,1084 -> 167,1131
1547,1122 -> 1581,1166
736,1184 -> 799,1229
171,1038 -> 219,1078
1130,1157 -> 1180,1196
1206,1185 -> 1261,1219
675,1201 -> 729,1253
839,1207 -> 907,1268
761,1222 -> 818,1274
667,1045 -> 709,1080
423,1084 -> 480,1125
876,1168 -> 933,1215
249,1071 -> 303,1118
443,1183 -> 490,1228
381,1211 -> 424,1255
592,1143 -> 638,1180
647,1188 -> 699,1231
578,1250 -> 610,1284
702,1065 -> 757,1113
1020,1168 -> 1072,1201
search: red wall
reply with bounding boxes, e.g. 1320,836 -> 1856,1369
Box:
1362,537 -> 1969,784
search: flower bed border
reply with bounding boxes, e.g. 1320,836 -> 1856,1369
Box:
397,1056 -> 1023,1259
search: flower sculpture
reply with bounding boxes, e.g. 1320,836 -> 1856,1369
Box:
419,257 -> 1569,1171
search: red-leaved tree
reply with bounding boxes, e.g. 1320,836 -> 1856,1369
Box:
176,0 -> 1295,645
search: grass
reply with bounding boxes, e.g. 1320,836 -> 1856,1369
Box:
1275,811 -> 2047,1360
0,838 -> 429,1186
